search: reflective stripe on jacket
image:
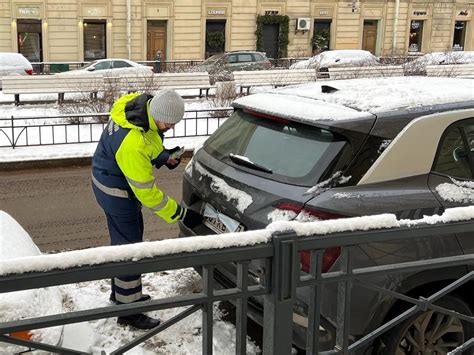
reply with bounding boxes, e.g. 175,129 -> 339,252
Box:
92,92 -> 183,223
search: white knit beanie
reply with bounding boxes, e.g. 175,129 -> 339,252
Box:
149,89 -> 185,124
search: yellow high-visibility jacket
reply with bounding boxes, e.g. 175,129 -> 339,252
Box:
92,92 -> 183,223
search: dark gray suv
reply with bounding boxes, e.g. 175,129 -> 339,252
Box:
179,77 -> 474,354
196,51 -> 272,84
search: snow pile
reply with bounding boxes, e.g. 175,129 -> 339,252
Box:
194,161 -> 253,212
401,206 -> 474,226
410,51 -> 474,66
234,92 -> 370,123
0,211 -> 93,352
290,50 -> 379,69
60,269 -> 260,354
436,180 -> 474,203
234,77 -> 474,123
0,228 -> 270,276
0,211 -> 41,259
275,77 -> 474,114
267,213 -> 399,235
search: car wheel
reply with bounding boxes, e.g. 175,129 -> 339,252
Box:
376,295 -> 473,355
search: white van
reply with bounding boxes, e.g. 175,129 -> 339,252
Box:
0,52 -> 33,89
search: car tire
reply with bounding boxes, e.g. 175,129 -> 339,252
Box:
375,295 -> 473,355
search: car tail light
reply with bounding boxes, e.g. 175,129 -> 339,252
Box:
264,60 -> 272,69
9,331 -> 33,340
299,247 -> 341,273
24,69 -> 33,75
274,202 -> 345,273
243,109 -> 289,124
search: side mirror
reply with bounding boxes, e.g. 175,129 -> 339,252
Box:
87,67 -> 96,71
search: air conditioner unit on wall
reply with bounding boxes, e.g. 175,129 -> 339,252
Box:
296,18 -> 311,31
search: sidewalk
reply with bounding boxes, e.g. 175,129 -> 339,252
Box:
0,136 -> 205,170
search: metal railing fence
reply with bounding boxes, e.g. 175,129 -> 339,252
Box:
28,56 -> 429,75
0,217 -> 473,354
0,108 -> 232,148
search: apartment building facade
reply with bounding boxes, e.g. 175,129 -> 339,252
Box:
0,0 -> 472,63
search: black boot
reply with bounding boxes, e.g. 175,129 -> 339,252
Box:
110,293 -> 151,304
117,313 -> 161,330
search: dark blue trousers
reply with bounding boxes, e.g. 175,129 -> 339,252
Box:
92,184 -> 145,304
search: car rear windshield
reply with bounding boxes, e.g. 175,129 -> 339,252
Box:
204,110 -> 353,186
203,54 -> 224,65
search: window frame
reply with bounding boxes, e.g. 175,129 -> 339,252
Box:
113,60 -> 132,69
83,19 -> 107,62
408,20 -> 424,53
237,53 -> 253,63
453,21 -> 467,50
431,118 -> 474,180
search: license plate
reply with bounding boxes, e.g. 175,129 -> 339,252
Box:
203,204 -> 245,234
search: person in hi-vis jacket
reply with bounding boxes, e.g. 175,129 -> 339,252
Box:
92,89 -> 203,330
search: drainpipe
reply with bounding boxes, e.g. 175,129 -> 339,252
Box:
392,0 -> 400,55
126,0 -> 131,59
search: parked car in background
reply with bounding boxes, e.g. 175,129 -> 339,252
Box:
405,51 -> 474,75
180,77 -> 474,353
195,51 -> 272,84
0,211 -> 93,353
0,52 -> 33,89
56,59 -> 153,77
290,49 -> 379,70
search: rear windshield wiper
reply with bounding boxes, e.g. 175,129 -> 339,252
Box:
229,153 -> 273,174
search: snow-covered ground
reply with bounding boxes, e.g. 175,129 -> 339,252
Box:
0,210 -> 261,354
0,91 -> 220,162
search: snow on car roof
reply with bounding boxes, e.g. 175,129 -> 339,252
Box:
233,77 -> 474,123
411,51 -> 474,65
233,92 -> 372,124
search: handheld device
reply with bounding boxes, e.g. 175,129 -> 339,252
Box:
169,146 -> 185,160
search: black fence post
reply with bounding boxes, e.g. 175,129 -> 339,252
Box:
335,247 -> 353,354
263,231 -> 298,355
11,116 -> 15,149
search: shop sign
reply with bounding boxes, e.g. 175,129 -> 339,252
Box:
17,7 -> 40,17
413,10 -> 427,16
208,8 -> 226,16
85,7 -> 105,17
314,6 -> 333,17
265,10 -> 279,15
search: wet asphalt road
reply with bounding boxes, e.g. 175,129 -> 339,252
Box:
0,159 -> 188,252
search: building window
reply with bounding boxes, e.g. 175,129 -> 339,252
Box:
409,20 -> 423,52
17,19 -> 42,62
453,21 -> 467,51
313,20 -> 331,54
205,20 -> 226,58
83,20 -> 106,61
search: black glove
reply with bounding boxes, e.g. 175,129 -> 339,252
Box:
181,208 -> 204,229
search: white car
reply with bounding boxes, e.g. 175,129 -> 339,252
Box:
290,49 -> 379,70
408,51 -> 474,66
0,52 -> 33,89
56,58 -> 154,77
0,211 -> 93,353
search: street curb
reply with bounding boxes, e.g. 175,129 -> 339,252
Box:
0,150 -> 194,172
